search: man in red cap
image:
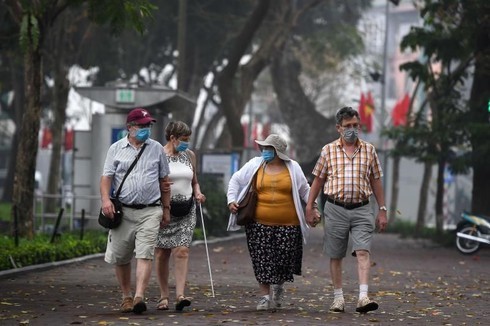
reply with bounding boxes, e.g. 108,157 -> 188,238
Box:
100,108 -> 171,314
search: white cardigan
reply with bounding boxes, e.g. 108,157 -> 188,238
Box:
226,157 -> 312,244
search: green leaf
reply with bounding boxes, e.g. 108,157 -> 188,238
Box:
19,14 -> 40,52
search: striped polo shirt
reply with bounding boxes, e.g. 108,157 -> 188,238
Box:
312,138 -> 383,203
102,137 -> 169,205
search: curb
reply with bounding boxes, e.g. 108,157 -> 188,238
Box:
0,233 -> 245,279
0,253 -> 105,279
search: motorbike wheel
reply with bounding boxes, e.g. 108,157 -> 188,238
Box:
456,224 -> 482,255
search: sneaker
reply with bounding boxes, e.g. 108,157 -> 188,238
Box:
271,284 -> 284,308
120,297 -> 133,313
132,296 -> 147,314
356,297 -> 378,313
329,297 -> 345,313
256,296 -> 270,311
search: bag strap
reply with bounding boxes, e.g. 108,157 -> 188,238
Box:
248,162 -> 264,192
114,143 -> 148,198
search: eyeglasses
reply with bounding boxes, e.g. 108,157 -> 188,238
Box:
341,123 -> 360,129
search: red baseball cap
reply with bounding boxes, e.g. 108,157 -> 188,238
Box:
126,108 -> 156,125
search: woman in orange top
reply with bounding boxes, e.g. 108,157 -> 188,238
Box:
227,134 -> 320,310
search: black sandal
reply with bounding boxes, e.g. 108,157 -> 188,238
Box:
175,295 -> 191,311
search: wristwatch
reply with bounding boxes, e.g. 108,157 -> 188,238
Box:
379,206 -> 387,211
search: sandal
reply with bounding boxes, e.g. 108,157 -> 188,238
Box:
156,297 -> 169,310
175,295 -> 191,311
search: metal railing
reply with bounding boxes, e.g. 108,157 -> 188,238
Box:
33,193 -> 100,232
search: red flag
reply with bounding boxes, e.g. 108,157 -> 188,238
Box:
392,93 -> 410,126
64,128 -> 74,151
40,127 -> 52,149
359,91 -> 375,133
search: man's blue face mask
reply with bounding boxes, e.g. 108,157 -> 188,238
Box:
135,128 -> 151,142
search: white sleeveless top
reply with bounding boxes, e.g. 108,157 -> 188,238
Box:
168,150 -> 194,201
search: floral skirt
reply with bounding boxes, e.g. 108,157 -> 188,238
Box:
245,222 -> 303,284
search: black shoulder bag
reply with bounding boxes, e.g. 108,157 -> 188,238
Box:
98,143 -> 147,229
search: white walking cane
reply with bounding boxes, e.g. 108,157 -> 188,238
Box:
198,202 -> 215,297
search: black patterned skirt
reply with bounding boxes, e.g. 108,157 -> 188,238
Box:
156,202 -> 196,248
245,222 -> 303,284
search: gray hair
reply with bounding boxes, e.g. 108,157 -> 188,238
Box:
164,121 -> 192,141
335,106 -> 360,125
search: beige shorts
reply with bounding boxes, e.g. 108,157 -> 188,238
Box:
104,206 -> 162,265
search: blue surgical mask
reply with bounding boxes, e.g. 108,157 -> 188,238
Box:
176,141 -> 189,152
135,128 -> 151,142
262,149 -> 275,162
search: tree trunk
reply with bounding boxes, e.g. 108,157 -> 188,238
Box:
415,161 -> 432,234
2,52 -> 25,202
270,43 -> 337,163
12,33 -> 43,238
389,154 -> 400,223
469,17 -> 490,216
46,15 -> 70,213
177,0 -> 187,91
434,159 -> 445,235
46,66 -> 69,213
217,0 -> 271,150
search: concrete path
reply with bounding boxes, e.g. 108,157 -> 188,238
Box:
0,228 -> 488,325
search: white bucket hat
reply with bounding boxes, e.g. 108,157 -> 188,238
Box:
255,134 -> 291,161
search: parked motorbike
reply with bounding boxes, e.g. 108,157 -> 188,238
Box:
455,211 -> 490,255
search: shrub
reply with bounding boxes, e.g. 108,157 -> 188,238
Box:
0,231 -> 107,271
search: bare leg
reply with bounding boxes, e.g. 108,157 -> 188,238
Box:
173,246 -> 190,298
115,263 -> 132,298
355,250 -> 370,286
330,258 -> 343,289
259,283 -> 270,296
155,248 -> 172,299
134,258 -> 153,299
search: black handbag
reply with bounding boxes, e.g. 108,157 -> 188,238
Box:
98,144 -> 147,229
236,170 -> 259,226
170,197 -> 194,217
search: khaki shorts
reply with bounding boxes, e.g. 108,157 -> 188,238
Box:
323,201 -> 375,259
104,206 -> 162,265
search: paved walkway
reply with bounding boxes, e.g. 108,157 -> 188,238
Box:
0,228 -> 488,325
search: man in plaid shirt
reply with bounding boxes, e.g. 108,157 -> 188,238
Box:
306,106 -> 388,314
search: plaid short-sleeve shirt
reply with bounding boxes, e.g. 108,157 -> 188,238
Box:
312,138 -> 383,203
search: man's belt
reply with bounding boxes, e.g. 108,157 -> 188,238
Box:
122,201 -> 161,210
326,196 -> 369,210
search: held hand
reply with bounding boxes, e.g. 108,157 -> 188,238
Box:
101,198 -> 115,219
376,212 -> 388,232
160,209 -> 171,228
162,181 -> 174,193
228,202 -> 239,214
195,193 -> 206,204
305,207 -> 320,227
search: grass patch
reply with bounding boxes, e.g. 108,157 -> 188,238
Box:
387,219 -> 455,247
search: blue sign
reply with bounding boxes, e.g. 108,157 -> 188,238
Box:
111,128 -> 127,144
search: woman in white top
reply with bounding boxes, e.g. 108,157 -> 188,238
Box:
155,121 -> 206,311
